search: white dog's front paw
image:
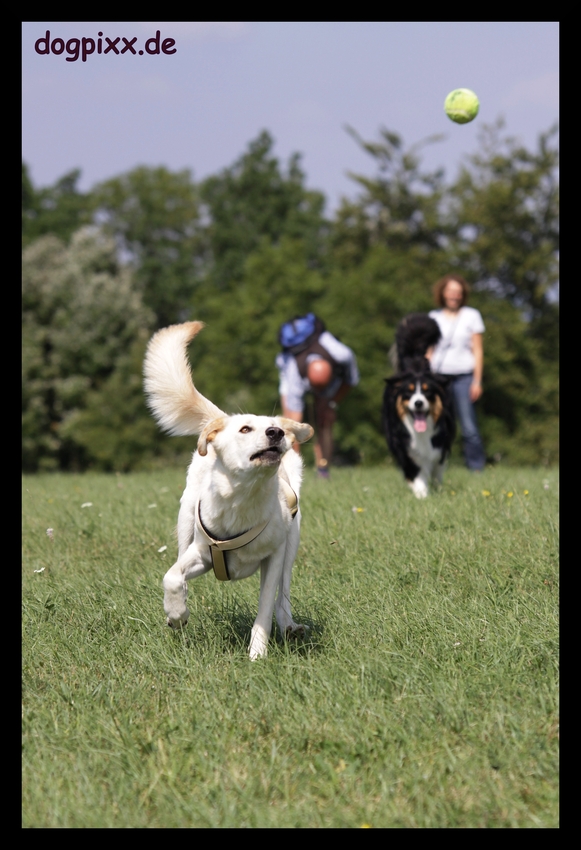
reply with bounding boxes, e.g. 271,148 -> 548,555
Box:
166,607 -> 189,629
164,580 -> 189,627
249,625 -> 269,660
163,572 -> 189,629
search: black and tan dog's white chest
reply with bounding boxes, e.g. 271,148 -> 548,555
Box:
399,380 -> 445,493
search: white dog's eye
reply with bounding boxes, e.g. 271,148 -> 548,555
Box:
239,425 -> 253,434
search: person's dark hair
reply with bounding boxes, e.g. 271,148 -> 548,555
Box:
433,273 -> 470,308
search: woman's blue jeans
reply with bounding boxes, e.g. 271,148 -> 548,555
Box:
448,373 -> 486,470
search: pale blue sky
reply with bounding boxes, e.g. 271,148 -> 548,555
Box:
22,21 -> 559,214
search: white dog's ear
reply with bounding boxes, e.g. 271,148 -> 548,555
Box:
197,416 -> 228,456
278,418 -> 314,445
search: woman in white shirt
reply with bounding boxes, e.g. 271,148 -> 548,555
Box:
429,274 -> 486,470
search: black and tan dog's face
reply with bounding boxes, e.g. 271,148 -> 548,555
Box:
390,375 -> 443,433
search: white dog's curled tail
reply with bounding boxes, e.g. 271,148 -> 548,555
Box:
143,321 -> 225,436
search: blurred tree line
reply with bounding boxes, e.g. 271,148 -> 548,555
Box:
22,122 -> 558,471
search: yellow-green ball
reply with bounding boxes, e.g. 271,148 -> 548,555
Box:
444,88 -> 479,124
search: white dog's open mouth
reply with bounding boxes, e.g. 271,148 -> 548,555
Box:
250,447 -> 283,464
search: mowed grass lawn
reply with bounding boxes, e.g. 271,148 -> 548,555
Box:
22,463 -> 558,828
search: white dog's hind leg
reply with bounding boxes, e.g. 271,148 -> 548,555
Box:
163,543 -> 211,628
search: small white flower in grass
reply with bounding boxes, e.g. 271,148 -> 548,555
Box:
46,528 -> 54,540
351,506 -> 364,513
81,502 -> 93,508
158,546 -> 167,553
34,567 -> 45,573
148,503 -> 157,509
453,642 -> 461,646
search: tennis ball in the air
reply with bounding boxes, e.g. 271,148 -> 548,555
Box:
444,88 -> 480,124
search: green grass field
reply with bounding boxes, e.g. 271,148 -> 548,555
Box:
22,463 -> 558,828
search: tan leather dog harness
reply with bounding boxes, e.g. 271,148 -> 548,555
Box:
197,472 -> 299,581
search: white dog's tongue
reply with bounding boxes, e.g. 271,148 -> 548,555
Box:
414,414 -> 427,433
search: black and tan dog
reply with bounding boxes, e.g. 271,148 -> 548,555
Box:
382,314 -> 455,498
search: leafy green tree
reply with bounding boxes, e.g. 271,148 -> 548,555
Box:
330,126 -> 448,268
91,166 -> 203,328
471,291 -> 558,466
66,335 -> 196,472
22,163 -> 92,248
21,123 -> 558,471
199,130 -> 328,290
448,120 -> 559,354
317,127 -> 455,461
187,236 -> 326,412
323,123 -> 558,466
22,228 -> 155,470
181,130 -> 441,466
443,121 -> 559,464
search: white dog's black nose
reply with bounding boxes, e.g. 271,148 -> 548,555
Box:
266,426 -> 284,444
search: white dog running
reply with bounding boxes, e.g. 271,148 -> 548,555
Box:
143,322 -> 314,659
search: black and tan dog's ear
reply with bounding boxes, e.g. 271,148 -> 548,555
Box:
278,417 -> 314,445
197,417 -> 228,456
431,394 -> 443,423
384,376 -> 402,400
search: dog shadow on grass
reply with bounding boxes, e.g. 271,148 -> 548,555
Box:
174,597 -> 325,658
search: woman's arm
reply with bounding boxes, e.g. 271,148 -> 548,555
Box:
470,333 -> 483,401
